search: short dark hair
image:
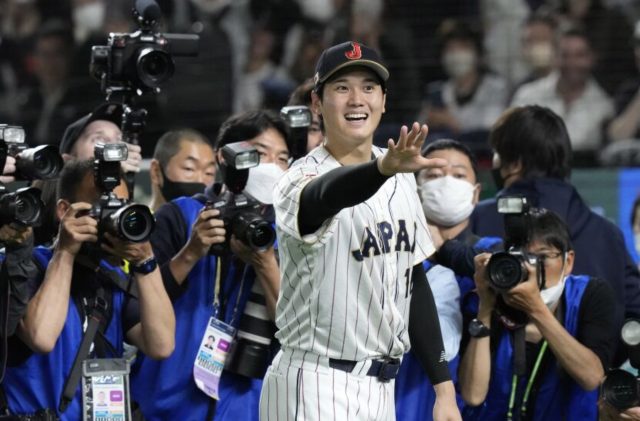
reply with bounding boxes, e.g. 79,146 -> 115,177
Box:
559,27 -> 593,50
35,19 -> 73,47
527,208 -> 573,253
288,79 -> 315,107
57,159 -> 94,202
422,138 -> 479,178
524,11 -> 557,31
437,19 -> 483,56
490,106 -> 572,179
214,109 -> 289,151
153,129 -> 212,170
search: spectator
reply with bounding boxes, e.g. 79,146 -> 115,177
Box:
15,21 -> 93,146
460,209 -> 616,420
511,29 -> 614,165
148,129 -> 216,212
518,13 -> 557,87
556,0 -> 636,95
418,20 -> 508,142
470,105 -> 640,346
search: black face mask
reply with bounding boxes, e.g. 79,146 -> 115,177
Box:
492,167 -> 504,191
159,167 -> 206,201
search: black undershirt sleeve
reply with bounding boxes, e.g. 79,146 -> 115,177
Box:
299,158 -> 390,236
409,263 -> 451,385
435,239 -> 477,278
576,277 -> 618,371
149,202 -> 189,300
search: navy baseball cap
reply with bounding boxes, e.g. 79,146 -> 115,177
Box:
313,41 -> 389,92
59,102 -> 123,154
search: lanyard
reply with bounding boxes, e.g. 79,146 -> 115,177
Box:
211,256 -> 249,326
507,340 -> 549,421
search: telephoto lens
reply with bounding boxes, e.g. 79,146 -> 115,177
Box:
0,187 -> 44,226
486,251 -> 529,291
14,145 -> 63,180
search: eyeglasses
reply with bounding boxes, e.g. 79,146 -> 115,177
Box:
524,251 -> 564,265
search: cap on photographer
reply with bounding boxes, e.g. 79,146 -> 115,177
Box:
2,159 -> 175,420
59,102 -> 142,173
129,109 -> 290,421
148,128 -> 216,212
459,208 -> 617,420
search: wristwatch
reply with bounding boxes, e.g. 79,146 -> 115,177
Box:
468,318 -> 491,338
130,256 -> 158,275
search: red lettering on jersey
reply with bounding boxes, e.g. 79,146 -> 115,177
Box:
345,42 -> 362,60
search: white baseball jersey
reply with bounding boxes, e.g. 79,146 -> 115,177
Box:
273,145 -> 435,361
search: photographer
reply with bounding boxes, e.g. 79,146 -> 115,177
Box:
459,209 -> 617,420
59,102 -> 142,174
148,128 -> 216,212
1,159 -> 175,420
130,109 -> 288,421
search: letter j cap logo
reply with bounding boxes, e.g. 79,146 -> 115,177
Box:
345,42 -> 362,60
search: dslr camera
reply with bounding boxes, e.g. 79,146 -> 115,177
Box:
280,105 -> 312,161
89,143 -> 154,242
0,124 -> 63,180
486,196 -> 537,292
207,141 -> 276,255
601,319 -> 640,410
90,0 -> 199,95
0,184 -> 44,227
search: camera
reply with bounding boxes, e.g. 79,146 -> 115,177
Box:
281,105 -> 311,161
208,141 -> 276,255
486,196 -> 535,292
0,184 -> 44,227
90,0 -> 199,95
601,319 -> 640,410
90,143 -> 154,242
0,125 -> 63,180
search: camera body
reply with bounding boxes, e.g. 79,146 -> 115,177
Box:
90,143 -> 154,242
208,141 -> 276,255
486,196 -> 532,292
90,0 -> 199,94
602,319 -> 640,411
0,124 -> 63,180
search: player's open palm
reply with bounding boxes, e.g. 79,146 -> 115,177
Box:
378,122 -> 447,175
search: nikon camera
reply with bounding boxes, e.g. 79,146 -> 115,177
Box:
89,143 -> 154,242
90,0 -> 199,95
601,319 -> 640,410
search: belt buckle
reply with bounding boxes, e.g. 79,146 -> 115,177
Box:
377,357 -> 400,382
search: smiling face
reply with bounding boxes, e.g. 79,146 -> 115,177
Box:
312,67 -> 386,150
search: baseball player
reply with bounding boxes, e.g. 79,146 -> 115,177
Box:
259,41 -> 461,421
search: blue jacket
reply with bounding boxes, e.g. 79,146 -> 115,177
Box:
130,196 -> 262,421
470,177 -> 637,328
4,247 -> 127,421
464,275 -> 597,421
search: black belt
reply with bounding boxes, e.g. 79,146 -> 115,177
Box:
328,357 -> 401,382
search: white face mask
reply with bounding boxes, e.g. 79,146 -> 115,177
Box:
244,163 -> 285,205
540,253 -> 567,309
525,42 -> 554,70
442,50 -> 476,79
418,176 -> 475,227
634,233 -> 640,256
72,2 -> 106,42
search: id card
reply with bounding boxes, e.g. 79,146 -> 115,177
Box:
193,317 -> 236,400
82,358 -> 131,421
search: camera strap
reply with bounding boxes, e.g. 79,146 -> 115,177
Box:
59,287 -> 110,413
507,340 -> 548,420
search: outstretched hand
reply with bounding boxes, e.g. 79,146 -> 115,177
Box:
377,122 -> 447,176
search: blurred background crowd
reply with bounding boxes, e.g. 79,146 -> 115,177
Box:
5,0 -> 640,168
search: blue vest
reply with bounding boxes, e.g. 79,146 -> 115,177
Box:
130,196 -> 262,421
4,247 -> 127,421
465,275 -> 597,421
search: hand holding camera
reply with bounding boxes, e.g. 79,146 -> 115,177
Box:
121,142 -> 142,174
58,202 -> 99,256
184,207 -> 226,260
229,234 -> 276,268
501,263 -> 546,316
0,223 -> 32,247
100,232 -> 153,265
473,252 -> 497,313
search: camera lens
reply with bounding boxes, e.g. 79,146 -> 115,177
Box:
109,204 -> 155,242
602,369 -> 640,411
487,252 -> 527,291
0,187 -> 43,226
136,47 -> 174,88
15,145 -> 63,180
232,212 -> 275,251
